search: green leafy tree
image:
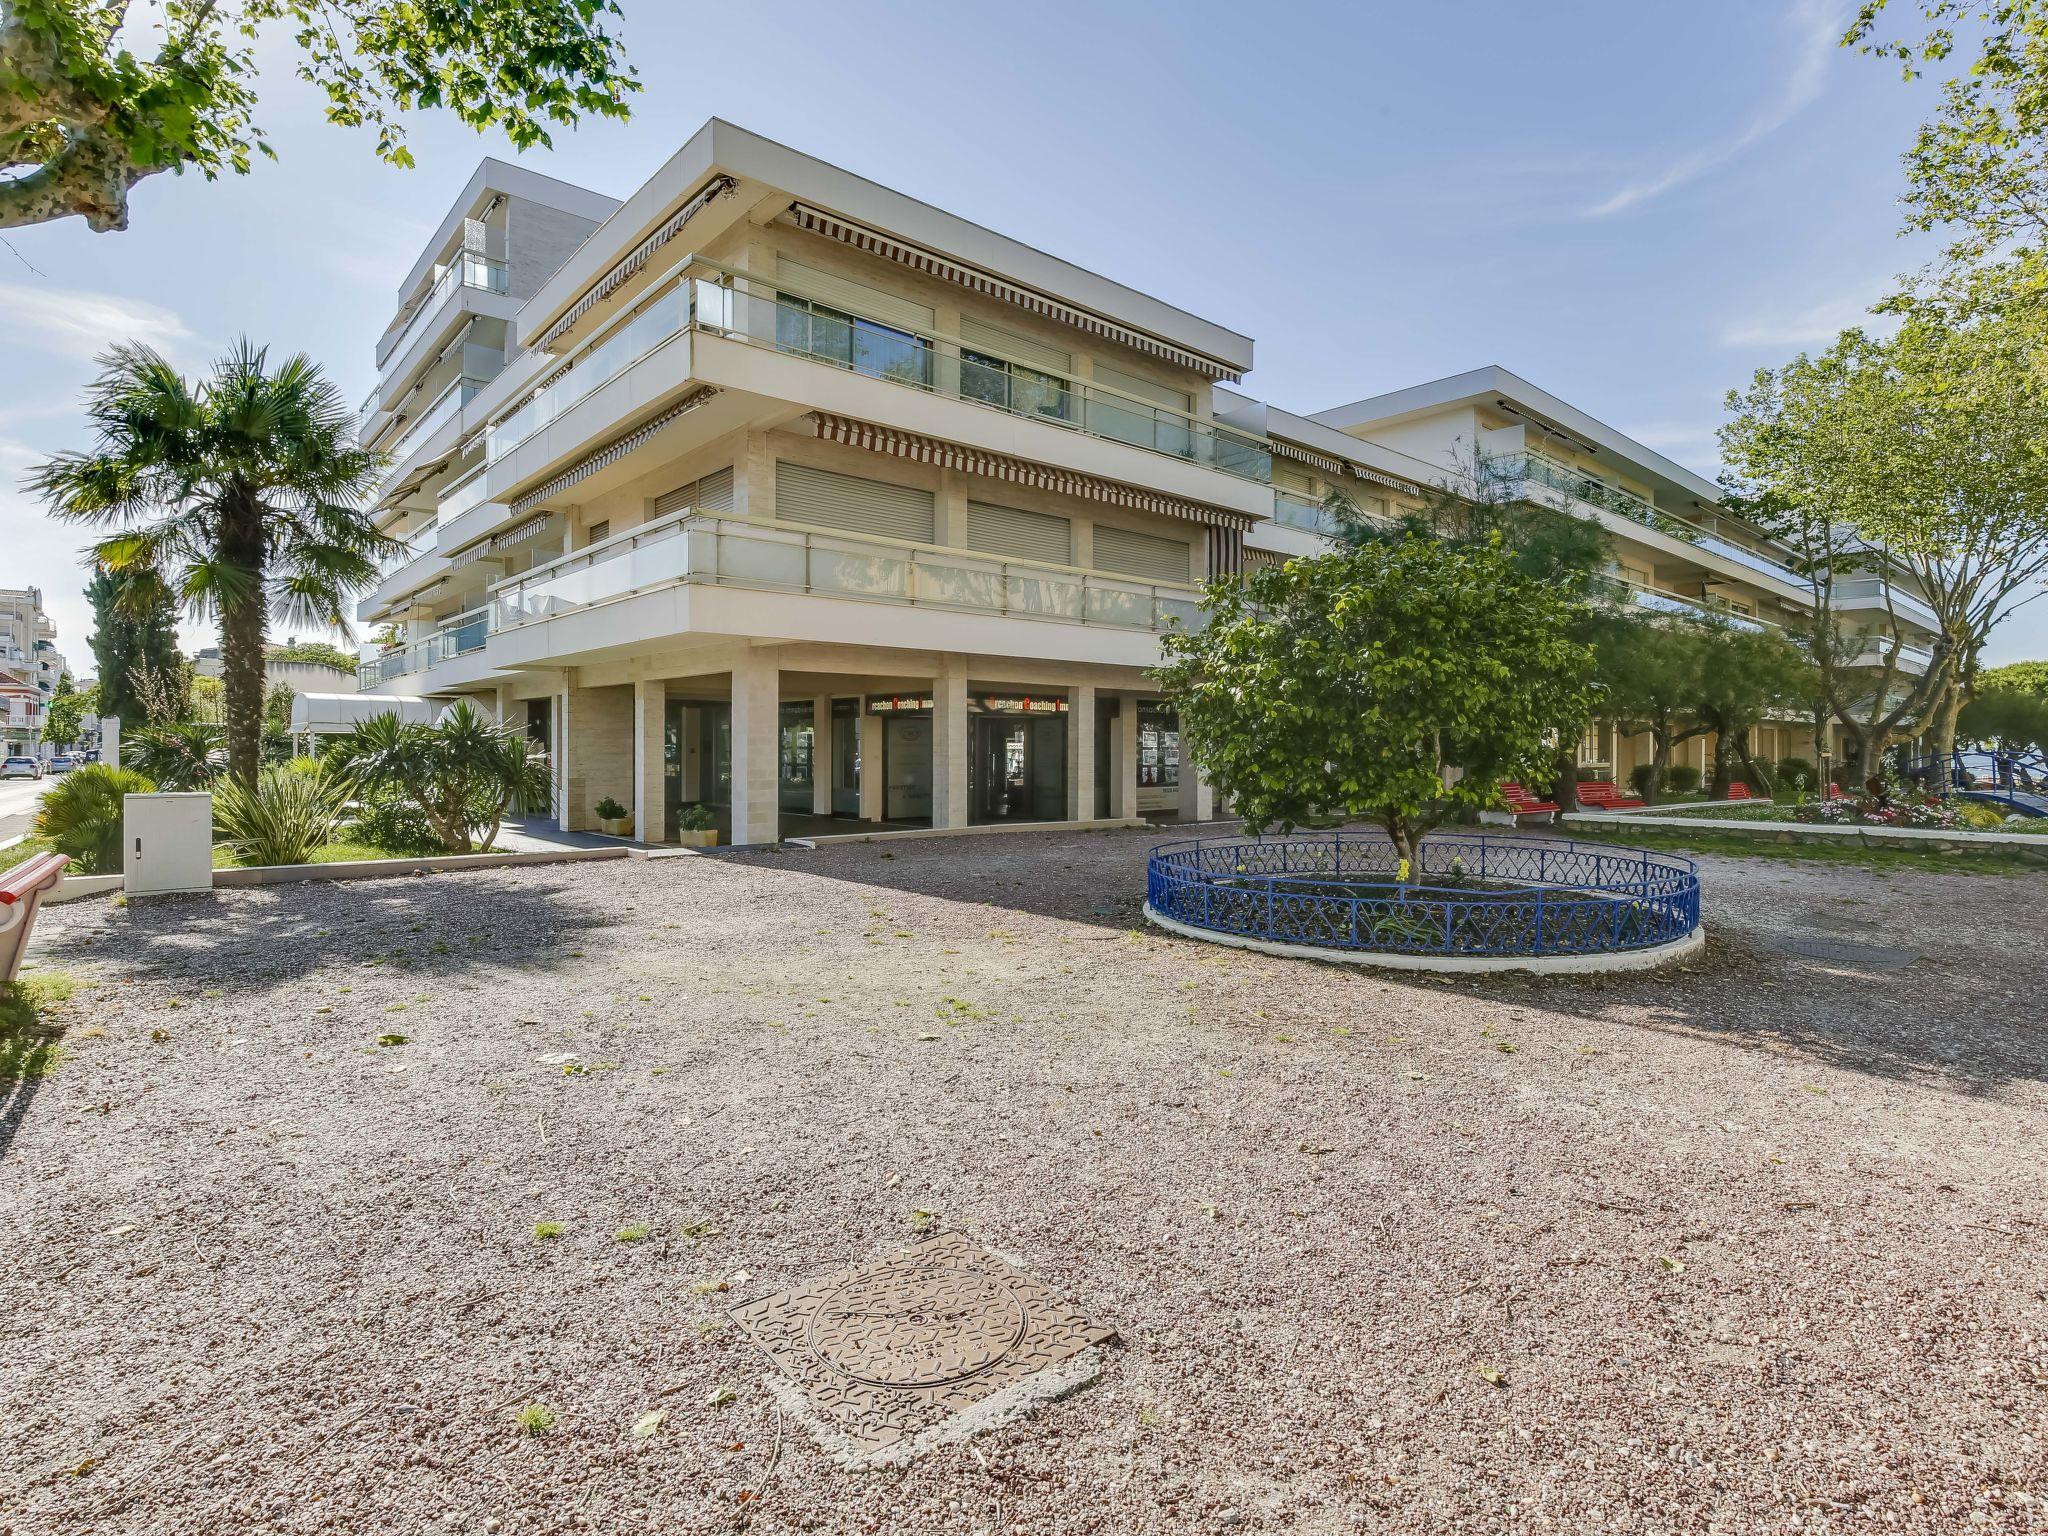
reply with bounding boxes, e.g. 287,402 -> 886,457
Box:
1959,684 -> 2048,753
266,639 -> 355,671
1688,621 -> 1819,797
40,676 -> 94,751
0,0 -> 637,232
84,563 -> 183,727
1980,658 -> 2048,697
1155,536 -> 1596,870
328,699 -> 549,853
31,340 -> 388,786
32,762 -> 155,872
1595,614 -> 1712,804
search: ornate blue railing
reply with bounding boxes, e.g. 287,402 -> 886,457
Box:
1146,833 -> 1701,959
1900,748 -> 2048,815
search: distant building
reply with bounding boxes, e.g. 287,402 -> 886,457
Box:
0,586 -> 65,757
192,641 -> 356,697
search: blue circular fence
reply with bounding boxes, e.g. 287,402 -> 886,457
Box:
1146,833 -> 1700,961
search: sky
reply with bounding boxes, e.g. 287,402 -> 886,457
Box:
6,0 -> 2041,670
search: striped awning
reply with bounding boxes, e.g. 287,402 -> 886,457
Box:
491,513 -> 557,551
783,204 -> 1245,383
508,388 -> 721,514
1272,438 -> 1422,496
1208,527 -> 1244,580
531,175 -> 738,352
810,412 -> 1253,531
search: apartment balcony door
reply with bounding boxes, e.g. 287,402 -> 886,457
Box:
882,714 -> 933,822
831,698 -> 860,817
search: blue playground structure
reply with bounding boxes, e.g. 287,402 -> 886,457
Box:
1900,747 -> 2048,817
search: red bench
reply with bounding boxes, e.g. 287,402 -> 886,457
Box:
1722,782 -> 1756,802
1577,780 -> 1646,811
1497,782 -> 1561,821
1,852 -> 71,984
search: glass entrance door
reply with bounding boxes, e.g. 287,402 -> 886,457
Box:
969,715 -> 1067,823
831,698 -> 860,816
882,714 -> 933,822
696,703 -> 731,808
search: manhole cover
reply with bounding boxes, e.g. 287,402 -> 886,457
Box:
1769,936 -> 1924,971
729,1233 -> 1115,1466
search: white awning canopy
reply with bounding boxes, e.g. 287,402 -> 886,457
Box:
290,693 -> 439,736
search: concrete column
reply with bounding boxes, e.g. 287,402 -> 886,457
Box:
858,711 -> 883,821
633,678 -> 665,844
554,689 -> 571,832
493,684 -> 510,723
679,705 -> 703,801
811,694 -> 832,816
1066,683 -> 1096,822
731,651 -> 780,845
1110,692 -> 1141,820
935,467 -> 968,548
932,656 -> 970,830
1176,716 -> 1215,822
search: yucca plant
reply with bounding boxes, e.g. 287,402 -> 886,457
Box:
330,700 -> 550,853
212,765 -> 349,868
123,721 -> 227,790
33,765 -> 158,874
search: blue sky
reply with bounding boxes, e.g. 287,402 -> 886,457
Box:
7,0 -> 2040,667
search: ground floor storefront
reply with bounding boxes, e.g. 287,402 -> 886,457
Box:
493,643 -> 1211,845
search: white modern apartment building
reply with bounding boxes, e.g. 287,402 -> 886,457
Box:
0,587 -> 64,758
348,120 -> 1928,839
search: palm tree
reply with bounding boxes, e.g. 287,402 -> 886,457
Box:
30,341 -> 388,785
330,701 -> 551,853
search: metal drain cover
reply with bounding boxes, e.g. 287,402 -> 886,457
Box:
1769,936 -> 1925,971
729,1232 -> 1116,1465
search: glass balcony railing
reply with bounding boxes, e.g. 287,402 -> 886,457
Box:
1600,577 -> 1770,633
371,525 -> 437,580
435,464 -> 491,526
1831,577 -> 1940,631
488,509 -> 1207,637
1272,492 -> 1345,537
381,377 -> 484,485
483,259 -> 1273,486
377,253 -> 510,368
1694,533 -> 1803,590
355,608 -> 489,689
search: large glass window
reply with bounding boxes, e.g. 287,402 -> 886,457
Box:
776,296 -> 930,388
959,349 -> 1073,422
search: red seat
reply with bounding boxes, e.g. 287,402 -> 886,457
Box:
1723,782 -> 1755,802
1577,780 -> 1646,810
0,851 -> 72,984
1497,781 -> 1561,819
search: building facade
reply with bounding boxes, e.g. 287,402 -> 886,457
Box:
0,587 -> 64,758
350,120 -> 1915,839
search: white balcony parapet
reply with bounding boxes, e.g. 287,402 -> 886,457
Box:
435,463 -> 491,526
482,258 -> 1271,486
1831,576 -> 1941,633
487,509 -> 1207,637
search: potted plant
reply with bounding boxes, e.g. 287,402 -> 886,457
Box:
676,802 -> 718,848
594,795 -> 634,839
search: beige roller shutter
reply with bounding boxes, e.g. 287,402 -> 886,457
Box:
959,316 -> 1070,376
965,501 -> 1072,565
1094,524 -> 1192,584
776,462 -> 935,543
1092,362 -> 1191,414
652,465 -> 734,518
776,257 -> 933,335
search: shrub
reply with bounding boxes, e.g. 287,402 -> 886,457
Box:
1574,766 -> 1609,782
213,766 -> 348,867
329,701 -> 549,853
678,803 -> 716,832
1664,765 -> 1702,794
345,784 -> 443,855
124,721 -> 225,790
33,765 -> 157,873
1776,756 -> 1817,791
1629,763 -> 1658,797
594,796 -> 627,821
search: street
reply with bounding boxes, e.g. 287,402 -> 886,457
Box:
0,771 -> 53,844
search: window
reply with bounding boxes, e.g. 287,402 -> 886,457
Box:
965,502 -> 1072,565
958,317 -> 1073,422
774,257 -> 933,389
586,520 -> 611,546
1094,524 -> 1191,584
776,462 -> 936,544
652,466 -> 735,518
1138,705 -> 1179,788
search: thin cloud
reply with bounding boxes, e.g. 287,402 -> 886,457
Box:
1621,420 -> 1723,472
1586,0 -> 1839,218
1719,279 -> 1897,349
0,282 -> 201,365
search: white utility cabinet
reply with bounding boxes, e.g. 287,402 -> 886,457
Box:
124,792 -> 213,896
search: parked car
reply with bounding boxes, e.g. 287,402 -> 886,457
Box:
47,755 -> 78,773
2,757 -> 43,779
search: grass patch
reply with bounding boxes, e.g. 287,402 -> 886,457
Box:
1576,824 -> 2040,875
0,836 -> 55,875
0,971 -> 79,1079
615,1223 -> 652,1243
512,1403 -> 556,1436
533,1220 -> 565,1240
211,840 -> 421,870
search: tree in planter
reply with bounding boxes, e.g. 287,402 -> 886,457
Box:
84,564 -> 183,727
1,0 -> 637,232
1329,443 -> 1613,812
1689,620 -> 1819,798
330,701 -> 549,854
1596,614 -> 1710,804
1155,536 -> 1595,871
31,341 -> 388,787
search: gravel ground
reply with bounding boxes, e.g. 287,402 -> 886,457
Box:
2,826 -> 2044,1535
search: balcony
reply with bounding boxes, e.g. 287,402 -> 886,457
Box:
1842,635 -> 1934,675
356,609 -> 489,689
378,376 -> 485,493
1606,578 -> 1769,633
376,254 -> 510,371
1832,577 -> 1940,633
1513,455 -> 1804,590
483,261 -> 1272,488
1272,492 -> 1345,537
435,464 -> 491,527
488,509 -> 1206,638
